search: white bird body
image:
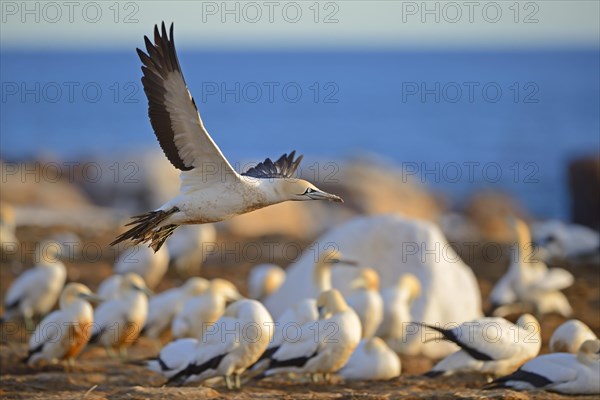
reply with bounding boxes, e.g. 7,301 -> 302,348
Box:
338,337 -> 401,381
144,277 -> 210,339
25,283 -> 98,366
345,268 -> 383,338
248,264 -> 286,301
91,273 -> 150,351
167,299 -> 274,388
550,319 -> 598,354
111,23 -> 342,252
377,274 -> 421,350
96,275 -> 123,300
147,338 -> 198,378
490,218 -> 574,317
114,244 -> 169,289
532,220 -> 600,260
270,298 -> 318,350
171,279 -> 241,339
490,339 -> 600,395
425,314 -> 542,377
264,290 -> 361,377
2,255 -> 66,322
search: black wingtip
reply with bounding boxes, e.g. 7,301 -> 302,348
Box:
161,21 -> 168,40
423,370 -> 444,378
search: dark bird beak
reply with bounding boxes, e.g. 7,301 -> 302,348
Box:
307,189 -> 344,203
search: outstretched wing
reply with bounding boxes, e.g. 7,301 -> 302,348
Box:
242,151 -> 303,179
137,22 -> 238,185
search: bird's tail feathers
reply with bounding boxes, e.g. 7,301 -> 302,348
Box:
110,207 -> 180,252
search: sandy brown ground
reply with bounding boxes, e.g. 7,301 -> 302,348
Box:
1,227 -> 598,399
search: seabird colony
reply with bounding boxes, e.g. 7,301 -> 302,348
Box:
1,22 -> 598,397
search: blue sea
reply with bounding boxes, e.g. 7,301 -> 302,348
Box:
1,50 -> 598,219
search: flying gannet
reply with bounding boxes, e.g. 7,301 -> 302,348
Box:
345,267 -> 383,338
487,339 -> 600,395
111,23 -> 343,252
338,337 -> 401,381
248,264 -> 286,301
1,241 -> 67,329
490,218 -> 574,317
24,283 -> 101,367
89,273 -> 151,357
166,299 -> 274,389
258,289 -> 361,382
422,314 -> 541,377
143,277 -> 211,339
550,319 -> 598,354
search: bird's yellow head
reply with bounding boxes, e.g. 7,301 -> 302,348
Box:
577,339 -> 600,364
59,283 -> 101,308
398,274 -> 422,302
350,267 -> 380,291
183,277 -> 210,296
316,289 -> 348,318
122,273 -> 153,296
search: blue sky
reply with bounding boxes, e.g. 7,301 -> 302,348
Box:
1,1 -> 599,50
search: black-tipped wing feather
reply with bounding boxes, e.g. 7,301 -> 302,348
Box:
137,22 -> 238,182
420,323 -> 494,361
267,349 -> 318,370
166,353 -> 226,386
242,151 -> 303,179
489,369 -> 554,389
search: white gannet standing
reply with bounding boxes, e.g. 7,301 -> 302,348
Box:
490,218 -> 574,317
488,339 -> 600,395
345,267 -> 383,338
114,244 -> 170,290
96,274 -> 124,301
550,319 -> 598,354
171,279 -> 242,339
338,337 -> 401,381
249,298 -> 318,374
166,299 -> 274,389
259,289 -> 361,381
89,273 -> 151,357
423,314 -> 542,377
1,242 -> 67,329
111,22 -> 343,252
248,264 -> 286,301
143,277 -> 211,339
24,283 -> 100,366
376,274 -> 421,351
146,337 -> 198,378
168,224 -> 217,276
